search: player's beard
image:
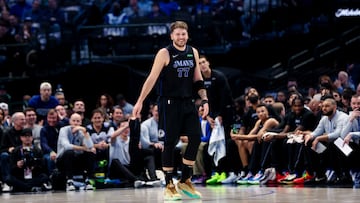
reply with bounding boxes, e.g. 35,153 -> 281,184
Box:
173,40 -> 186,48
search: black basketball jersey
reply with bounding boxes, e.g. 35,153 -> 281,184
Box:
156,44 -> 195,98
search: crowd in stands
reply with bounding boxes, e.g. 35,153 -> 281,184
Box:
0,0 -> 359,194
0,0 -> 67,76
0,81 -> 164,192
1,0 -> 352,77
0,53 -> 359,193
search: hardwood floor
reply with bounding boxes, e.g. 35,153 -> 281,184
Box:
1,184 -> 359,203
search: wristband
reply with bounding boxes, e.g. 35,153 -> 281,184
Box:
201,100 -> 208,105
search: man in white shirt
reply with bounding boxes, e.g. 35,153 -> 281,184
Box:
341,94 -> 360,186
140,104 -> 163,171
303,98 -> 349,184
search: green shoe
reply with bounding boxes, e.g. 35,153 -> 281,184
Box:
98,160 -> 108,168
206,172 -> 219,185
217,172 -> 227,183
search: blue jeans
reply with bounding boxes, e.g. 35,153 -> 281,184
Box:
0,152 -> 10,182
44,153 -> 56,175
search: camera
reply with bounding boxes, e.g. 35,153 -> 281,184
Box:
23,147 -> 36,168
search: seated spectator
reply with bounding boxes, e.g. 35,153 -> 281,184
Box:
8,128 -> 51,192
9,0 -> 31,20
42,0 -> 65,26
95,93 -> 114,121
123,0 -> 151,20
302,98 -> 349,184
159,0 -> 180,17
114,94 -> 134,119
103,1 -> 129,37
0,102 -> 11,127
147,1 -> 167,21
194,0 -> 214,16
54,90 -> 72,113
347,62 -> 360,87
262,96 -> 317,184
40,109 -> 61,175
23,107 -> 42,149
109,118 -> 160,187
140,104 -> 163,171
137,0 -> 153,15
22,0 -> 44,23
342,94 -> 360,186
21,16 -> 36,43
262,94 -> 275,106
56,113 -> 96,191
334,71 -> 355,94
231,104 -> 280,184
276,91 -> 287,105
0,112 -> 26,192
339,87 -> 354,114
28,82 -> 59,124
71,99 -> 91,127
0,108 -> 6,130
313,75 -> 337,101
86,108 -> 114,163
109,106 -> 125,129
7,14 -> 21,41
55,104 -> 69,126
22,94 -> 31,110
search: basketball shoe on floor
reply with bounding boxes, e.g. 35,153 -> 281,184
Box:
237,172 -> 253,185
177,178 -> 202,199
164,181 -> 182,201
221,172 -> 239,184
293,171 -> 315,184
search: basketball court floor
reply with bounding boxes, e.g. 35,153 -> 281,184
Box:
1,184 -> 359,203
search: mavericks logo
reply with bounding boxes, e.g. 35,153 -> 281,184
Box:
173,60 -> 194,78
173,60 -> 194,68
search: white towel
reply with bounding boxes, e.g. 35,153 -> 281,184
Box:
207,118 -> 226,166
